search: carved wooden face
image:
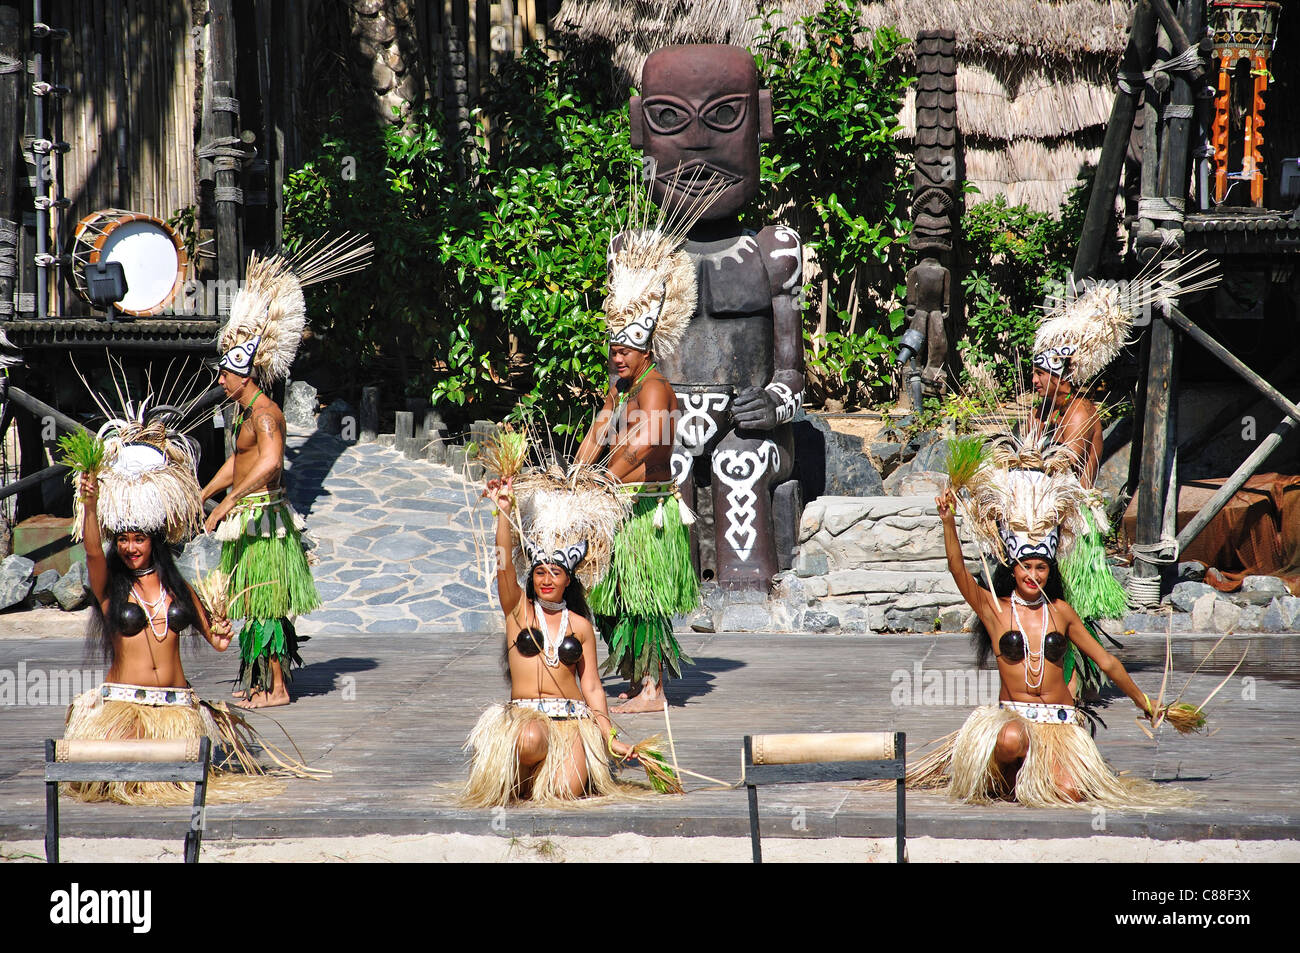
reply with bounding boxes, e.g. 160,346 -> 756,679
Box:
633,45 -> 772,221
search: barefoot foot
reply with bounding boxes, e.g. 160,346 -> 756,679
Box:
235,687 -> 291,709
612,684 -> 665,714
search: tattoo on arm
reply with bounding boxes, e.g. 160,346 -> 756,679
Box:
253,412 -> 279,434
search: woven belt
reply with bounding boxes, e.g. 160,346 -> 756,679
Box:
100,682 -> 196,707
1000,700 -> 1082,725
510,697 -> 591,720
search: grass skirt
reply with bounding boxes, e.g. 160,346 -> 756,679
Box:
218,491 -> 320,693
589,486 -> 699,683
939,705 -> 1197,809
62,685 -> 287,805
460,702 -> 625,807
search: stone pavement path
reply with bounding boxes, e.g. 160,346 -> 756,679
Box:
282,428 -> 501,636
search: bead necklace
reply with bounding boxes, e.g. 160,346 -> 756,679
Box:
131,582 -> 171,642
1010,591 -> 1048,692
533,600 -> 569,669
537,596 -> 566,612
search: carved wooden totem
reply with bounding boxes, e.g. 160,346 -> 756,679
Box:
629,45 -> 805,590
904,29 -> 959,408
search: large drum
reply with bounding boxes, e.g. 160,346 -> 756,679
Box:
70,208 -> 188,316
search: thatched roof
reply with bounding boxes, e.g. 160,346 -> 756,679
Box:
553,0 -> 1136,213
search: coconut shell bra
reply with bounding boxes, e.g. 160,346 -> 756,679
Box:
999,630 -> 1067,666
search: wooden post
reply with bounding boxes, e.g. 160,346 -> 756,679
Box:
206,0 -> 242,285
1074,0 -> 1158,280
360,386 -> 380,443
0,4 -> 23,321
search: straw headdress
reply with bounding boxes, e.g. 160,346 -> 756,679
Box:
217,234 -> 373,385
603,164 -> 726,358
1034,253 -> 1220,384
91,399 -> 204,544
508,464 -> 633,590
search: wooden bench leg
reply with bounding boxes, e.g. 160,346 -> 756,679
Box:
45,739 -> 59,864
184,738 -> 211,864
747,784 -> 763,864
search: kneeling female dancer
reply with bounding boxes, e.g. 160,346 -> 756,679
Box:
934,487 -> 1192,807
462,478 -> 635,806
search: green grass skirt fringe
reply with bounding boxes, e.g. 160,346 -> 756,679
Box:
589,490 -> 700,684
219,503 -> 322,621
1061,508 -> 1129,621
236,618 -> 307,695
1060,509 -> 1125,694
219,499 -> 320,695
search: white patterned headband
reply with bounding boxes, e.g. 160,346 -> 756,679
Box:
1000,524 -> 1060,563
608,283 -> 664,353
217,335 -> 261,377
1032,345 -> 1075,380
524,538 -> 587,574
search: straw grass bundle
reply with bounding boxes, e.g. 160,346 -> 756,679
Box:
510,464 -> 633,589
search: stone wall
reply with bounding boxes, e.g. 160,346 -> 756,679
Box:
788,495 -> 975,633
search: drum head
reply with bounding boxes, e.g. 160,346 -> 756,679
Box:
96,220 -> 184,314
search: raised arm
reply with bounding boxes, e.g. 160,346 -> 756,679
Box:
80,472 -> 108,606
936,488 -> 990,614
485,478 -> 523,618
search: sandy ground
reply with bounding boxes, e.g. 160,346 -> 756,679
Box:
5,834 -> 1297,864
0,606 -> 90,639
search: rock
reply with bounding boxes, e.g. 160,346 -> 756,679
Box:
376,433 -> 396,448
1190,592 -> 1217,630
717,603 -> 771,632
284,380 -> 319,430
1168,581 -> 1215,613
792,416 -> 885,500
792,551 -> 828,578
1177,560 -> 1207,582
1209,598 -> 1242,633
937,606 -> 967,632
32,569 -> 60,605
0,554 -> 35,610
909,438 -> 954,474
1234,575 -> 1290,606
175,534 -> 223,586
52,563 -> 89,610
688,608 -> 715,633
801,609 -> 839,632
892,469 -> 946,498
317,399 -> 356,436
1233,604 -> 1263,633
1282,596 -> 1300,626
1259,599 -> 1293,632
868,442 -> 903,476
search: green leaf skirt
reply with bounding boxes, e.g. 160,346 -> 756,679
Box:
588,488 -> 699,684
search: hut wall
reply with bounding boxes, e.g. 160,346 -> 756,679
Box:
553,0 -> 1135,214
54,0 -> 198,315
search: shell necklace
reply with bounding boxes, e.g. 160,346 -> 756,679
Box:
1011,591 -> 1048,692
534,600 -> 569,669
132,582 -> 171,642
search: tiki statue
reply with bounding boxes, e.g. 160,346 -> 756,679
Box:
628,45 -> 804,590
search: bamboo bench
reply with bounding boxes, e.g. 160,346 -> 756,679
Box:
44,737 -> 213,864
743,731 -> 906,863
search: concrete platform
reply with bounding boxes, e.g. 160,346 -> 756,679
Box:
1,631 -> 1294,843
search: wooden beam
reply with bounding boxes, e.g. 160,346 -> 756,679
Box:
1164,306 -> 1300,427
1175,416 -> 1295,553
1074,0 -> 1158,280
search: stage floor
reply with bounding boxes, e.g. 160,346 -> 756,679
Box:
2,631 -> 1295,844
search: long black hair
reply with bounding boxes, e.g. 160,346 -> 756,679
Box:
970,560 -> 1066,669
86,531 -> 201,665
